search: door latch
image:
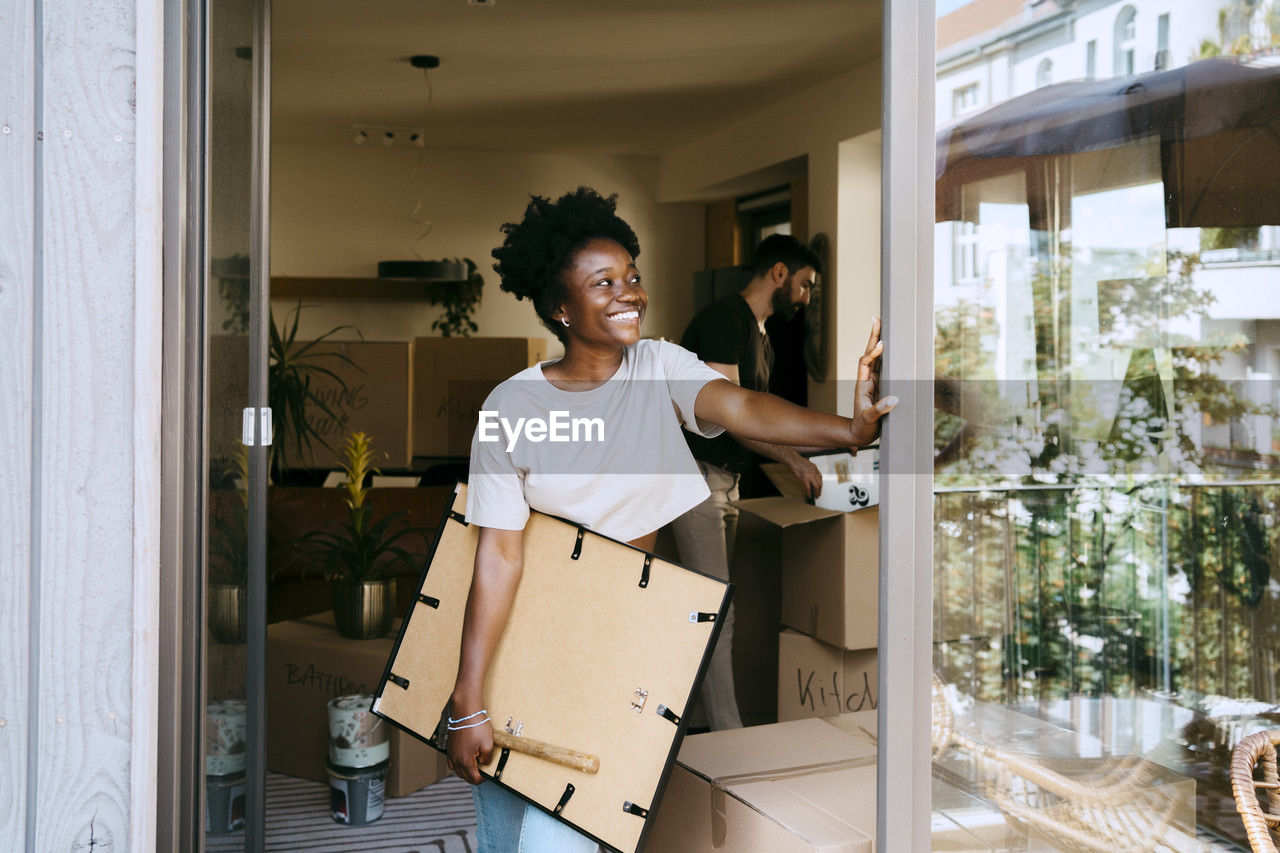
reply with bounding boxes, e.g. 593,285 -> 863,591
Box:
241,407 -> 273,446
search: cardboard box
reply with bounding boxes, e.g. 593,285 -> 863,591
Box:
412,337 -> 546,458
292,340 -> 413,469
735,494 -> 878,651
726,509 -> 782,727
749,463 -> 879,650
778,629 -> 877,722
647,714 -> 879,852
265,614 -> 449,797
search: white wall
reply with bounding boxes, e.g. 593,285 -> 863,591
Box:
657,59 -> 884,415
837,132 -> 883,417
1,0 -> 162,848
270,144 -> 704,352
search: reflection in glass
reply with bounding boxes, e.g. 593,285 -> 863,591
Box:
204,0 -> 255,842
932,2 -> 1280,846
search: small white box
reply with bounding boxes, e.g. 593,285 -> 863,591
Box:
811,450 -> 879,512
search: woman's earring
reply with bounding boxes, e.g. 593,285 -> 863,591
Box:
561,317 -> 570,328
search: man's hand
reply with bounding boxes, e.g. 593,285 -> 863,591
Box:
788,456 -> 823,498
850,317 -> 897,449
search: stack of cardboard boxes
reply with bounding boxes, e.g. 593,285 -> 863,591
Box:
742,459 -> 879,723
647,457 -> 883,849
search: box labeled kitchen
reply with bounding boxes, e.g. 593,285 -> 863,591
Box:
777,628 -> 877,722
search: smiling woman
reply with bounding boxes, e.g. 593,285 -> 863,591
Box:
440,187 -> 894,852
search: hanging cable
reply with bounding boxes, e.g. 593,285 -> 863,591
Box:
409,65 -> 436,260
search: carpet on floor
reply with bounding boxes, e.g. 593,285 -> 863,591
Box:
205,772 -> 478,852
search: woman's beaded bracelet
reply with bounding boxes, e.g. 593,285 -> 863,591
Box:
447,708 -> 488,725
446,716 -> 491,731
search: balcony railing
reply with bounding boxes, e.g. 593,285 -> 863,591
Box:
934,480 -> 1280,708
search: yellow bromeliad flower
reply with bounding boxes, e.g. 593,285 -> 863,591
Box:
340,431 -> 380,515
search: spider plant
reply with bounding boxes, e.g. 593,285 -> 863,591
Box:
268,301 -> 361,480
270,302 -> 366,481
299,431 -> 427,584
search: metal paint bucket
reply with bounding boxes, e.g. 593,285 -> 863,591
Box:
327,694 -> 389,768
326,758 -> 388,825
205,772 -> 246,835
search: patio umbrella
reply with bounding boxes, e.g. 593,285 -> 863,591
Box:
936,57 -> 1280,228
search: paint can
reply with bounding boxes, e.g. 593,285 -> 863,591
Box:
205,772 -> 247,835
326,758 -> 389,825
205,700 -> 247,835
327,694 -> 389,768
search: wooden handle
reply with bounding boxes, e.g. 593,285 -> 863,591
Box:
492,730 -> 600,775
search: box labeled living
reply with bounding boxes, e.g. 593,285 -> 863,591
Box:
265,614 -> 448,797
294,340 -> 413,469
412,337 -> 547,457
735,493 -> 878,650
646,714 -> 878,852
778,628 -> 877,722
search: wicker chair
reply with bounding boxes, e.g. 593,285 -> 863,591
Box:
1231,729 -> 1280,853
932,677 -> 1196,851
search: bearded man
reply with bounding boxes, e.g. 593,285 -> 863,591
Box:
671,233 -> 825,730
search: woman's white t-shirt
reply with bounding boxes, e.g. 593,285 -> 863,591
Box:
464,339 -> 727,543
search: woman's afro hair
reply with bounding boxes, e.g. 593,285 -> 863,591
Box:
491,187 -> 641,341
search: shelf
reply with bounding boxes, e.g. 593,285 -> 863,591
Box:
271,276 -> 453,301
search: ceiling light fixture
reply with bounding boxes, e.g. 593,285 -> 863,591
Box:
373,53 -> 462,282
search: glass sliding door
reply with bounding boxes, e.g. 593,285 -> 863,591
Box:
929,1 -> 1280,847
203,0 -> 270,846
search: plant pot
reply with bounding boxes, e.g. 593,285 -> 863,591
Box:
209,583 -> 247,645
332,579 -> 395,640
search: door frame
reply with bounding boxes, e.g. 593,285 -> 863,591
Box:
157,0 -> 207,848
157,0 -> 272,847
157,1 -> 940,848
877,0 -> 936,850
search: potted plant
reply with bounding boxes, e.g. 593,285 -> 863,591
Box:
268,302 -> 361,484
208,447 -> 250,644
422,257 -> 483,337
300,431 -> 427,639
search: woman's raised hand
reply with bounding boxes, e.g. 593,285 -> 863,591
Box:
849,317 -> 897,449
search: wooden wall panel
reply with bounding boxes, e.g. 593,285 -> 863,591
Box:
33,0 -> 139,848
0,0 -> 36,846
704,198 -> 742,269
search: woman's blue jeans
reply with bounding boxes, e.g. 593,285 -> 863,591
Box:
471,780 -> 599,853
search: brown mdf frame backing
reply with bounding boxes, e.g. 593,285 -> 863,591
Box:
373,483 -> 731,853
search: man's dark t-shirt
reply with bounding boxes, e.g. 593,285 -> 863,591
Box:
680,294 -> 774,471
